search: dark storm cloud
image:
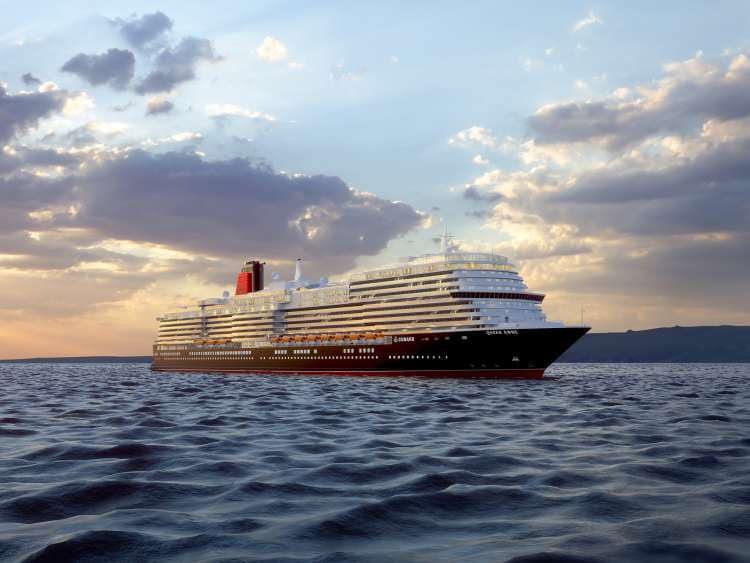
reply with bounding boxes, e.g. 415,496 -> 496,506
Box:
21,73 -> 41,86
61,48 -> 136,90
114,11 -> 173,48
463,185 -> 503,202
0,84 -> 68,144
135,37 -> 221,94
528,55 -> 750,149
68,150 -> 422,272
146,98 -> 174,115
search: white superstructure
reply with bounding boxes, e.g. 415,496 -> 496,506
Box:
155,246 -> 559,347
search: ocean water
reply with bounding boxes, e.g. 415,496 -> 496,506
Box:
0,364 -> 749,563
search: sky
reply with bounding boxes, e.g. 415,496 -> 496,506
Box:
1,1 -> 749,358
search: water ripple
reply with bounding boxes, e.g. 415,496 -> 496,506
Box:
0,363 -> 749,562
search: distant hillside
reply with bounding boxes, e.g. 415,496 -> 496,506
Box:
559,325 -> 750,363
0,356 -> 151,364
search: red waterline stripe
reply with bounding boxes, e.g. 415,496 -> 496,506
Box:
151,368 -> 545,379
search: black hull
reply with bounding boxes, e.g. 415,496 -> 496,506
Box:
152,327 -> 589,379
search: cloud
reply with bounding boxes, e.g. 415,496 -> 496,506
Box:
330,61 -> 362,81
456,52 -> 750,326
113,11 -> 173,49
135,37 -> 222,94
472,154 -> 489,165
256,36 -> 288,62
0,145 -> 424,323
465,210 -> 492,219
0,170 -> 76,236
49,151 -> 421,273
146,97 -> 174,115
61,90 -> 95,117
449,126 -> 515,152
466,131 -> 750,243
0,83 -> 71,144
59,121 -> 131,147
111,102 -> 135,112
463,185 -> 503,202
572,11 -> 602,32
141,131 -> 202,146
21,73 -> 42,86
206,104 -> 275,122
534,235 -> 750,319
0,146 -> 79,175
0,146 -> 423,278
543,138 -> 750,237
61,48 -> 136,90
528,53 -> 750,150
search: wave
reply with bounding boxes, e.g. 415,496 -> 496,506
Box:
0,363 -> 748,562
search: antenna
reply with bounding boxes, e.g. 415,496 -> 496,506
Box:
439,225 -> 454,254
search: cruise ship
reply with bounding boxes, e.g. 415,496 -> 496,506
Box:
152,237 -> 589,378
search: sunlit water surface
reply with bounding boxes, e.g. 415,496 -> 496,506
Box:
0,363 -> 749,562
